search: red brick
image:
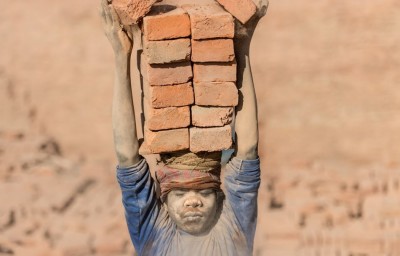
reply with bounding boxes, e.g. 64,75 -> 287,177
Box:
193,62 -> 236,82
145,128 -> 189,153
113,0 -> 158,25
190,125 -> 232,152
143,7 -> 191,40
139,141 -> 152,155
216,0 -> 257,24
194,82 -> 238,106
192,39 -> 234,62
184,4 -> 234,39
144,38 -> 191,64
191,106 -> 233,127
146,105 -> 191,131
162,0 -> 215,5
146,82 -> 194,108
143,61 -> 193,86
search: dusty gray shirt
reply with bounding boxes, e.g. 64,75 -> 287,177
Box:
117,157 -> 261,256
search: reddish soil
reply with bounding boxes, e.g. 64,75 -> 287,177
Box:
1,0 -> 400,255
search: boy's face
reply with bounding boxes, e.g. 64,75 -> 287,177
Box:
165,189 -> 218,235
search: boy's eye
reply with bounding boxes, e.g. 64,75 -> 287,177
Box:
199,190 -> 213,197
173,191 -> 185,197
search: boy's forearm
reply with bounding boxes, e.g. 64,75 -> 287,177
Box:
232,0 -> 268,160
112,56 -> 141,167
234,41 -> 259,160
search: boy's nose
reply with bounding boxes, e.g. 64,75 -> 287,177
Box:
184,196 -> 202,208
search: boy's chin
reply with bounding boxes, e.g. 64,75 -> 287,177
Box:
180,222 -> 208,235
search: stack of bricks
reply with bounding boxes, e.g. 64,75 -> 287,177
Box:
140,4 -> 234,154
114,0 -> 258,154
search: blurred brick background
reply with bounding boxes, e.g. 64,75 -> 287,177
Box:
1,0 -> 400,255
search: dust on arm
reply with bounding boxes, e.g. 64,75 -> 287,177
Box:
101,0 -> 141,167
233,0 -> 269,160
101,2 -> 161,252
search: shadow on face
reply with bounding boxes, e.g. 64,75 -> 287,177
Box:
164,189 -> 223,235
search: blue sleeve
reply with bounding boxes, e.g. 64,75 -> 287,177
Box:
116,158 -> 160,255
224,157 -> 261,250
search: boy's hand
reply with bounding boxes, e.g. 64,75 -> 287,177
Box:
234,0 -> 269,45
100,0 -> 133,58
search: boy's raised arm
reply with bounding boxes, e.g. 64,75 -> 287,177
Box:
233,0 -> 268,160
101,0 -> 141,167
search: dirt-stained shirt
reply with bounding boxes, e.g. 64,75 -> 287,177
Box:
116,157 -> 261,256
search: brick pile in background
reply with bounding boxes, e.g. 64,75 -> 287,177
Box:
139,2 -> 249,154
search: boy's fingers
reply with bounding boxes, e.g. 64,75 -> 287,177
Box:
101,0 -> 111,8
131,24 -> 141,38
99,6 -> 109,28
101,0 -> 112,24
109,5 -> 122,27
257,0 -> 269,18
126,25 -> 133,40
99,6 -> 106,23
132,24 -> 143,48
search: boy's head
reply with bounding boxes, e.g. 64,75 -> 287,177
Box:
165,188 -> 223,235
157,151 -> 223,235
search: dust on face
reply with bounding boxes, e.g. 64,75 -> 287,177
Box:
165,188 -> 219,235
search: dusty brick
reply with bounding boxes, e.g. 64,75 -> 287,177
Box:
193,62 -> 237,82
216,0 -> 257,24
143,61 -> 193,86
143,7 -> 191,40
191,106 -> 233,127
113,0 -> 158,25
190,125 -> 232,152
145,128 -> 190,153
184,4 -> 234,39
146,82 -> 194,108
192,39 -> 234,62
139,141 -> 152,155
162,0 -> 215,5
146,105 -> 191,131
144,38 -> 191,64
194,82 -> 238,106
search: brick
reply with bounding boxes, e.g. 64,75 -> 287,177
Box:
216,0 -> 257,24
190,125 -> 232,152
184,4 -> 234,39
143,61 -> 193,86
145,128 -> 190,153
192,39 -> 234,62
144,38 -> 191,64
113,0 -> 158,25
191,106 -> 233,127
139,141 -> 152,155
193,62 -> 237,82
146,105 -> 191,131
146,82 -> 194,108
143,7 -> 191,40
194,82 -> 238,106
162,0 -> 215,5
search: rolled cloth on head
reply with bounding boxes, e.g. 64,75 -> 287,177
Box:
156,151 -> 222,202
160,151 -> 222,172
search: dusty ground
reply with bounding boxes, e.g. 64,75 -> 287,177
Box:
1,0 -> 400,255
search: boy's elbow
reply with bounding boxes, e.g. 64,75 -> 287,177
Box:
236,142 -> 259,160
116,149 -> 141,167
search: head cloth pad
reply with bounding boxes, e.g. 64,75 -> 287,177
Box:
156,151 -> 222,202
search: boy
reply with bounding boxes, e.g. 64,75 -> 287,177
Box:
100,0 -> 268,254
